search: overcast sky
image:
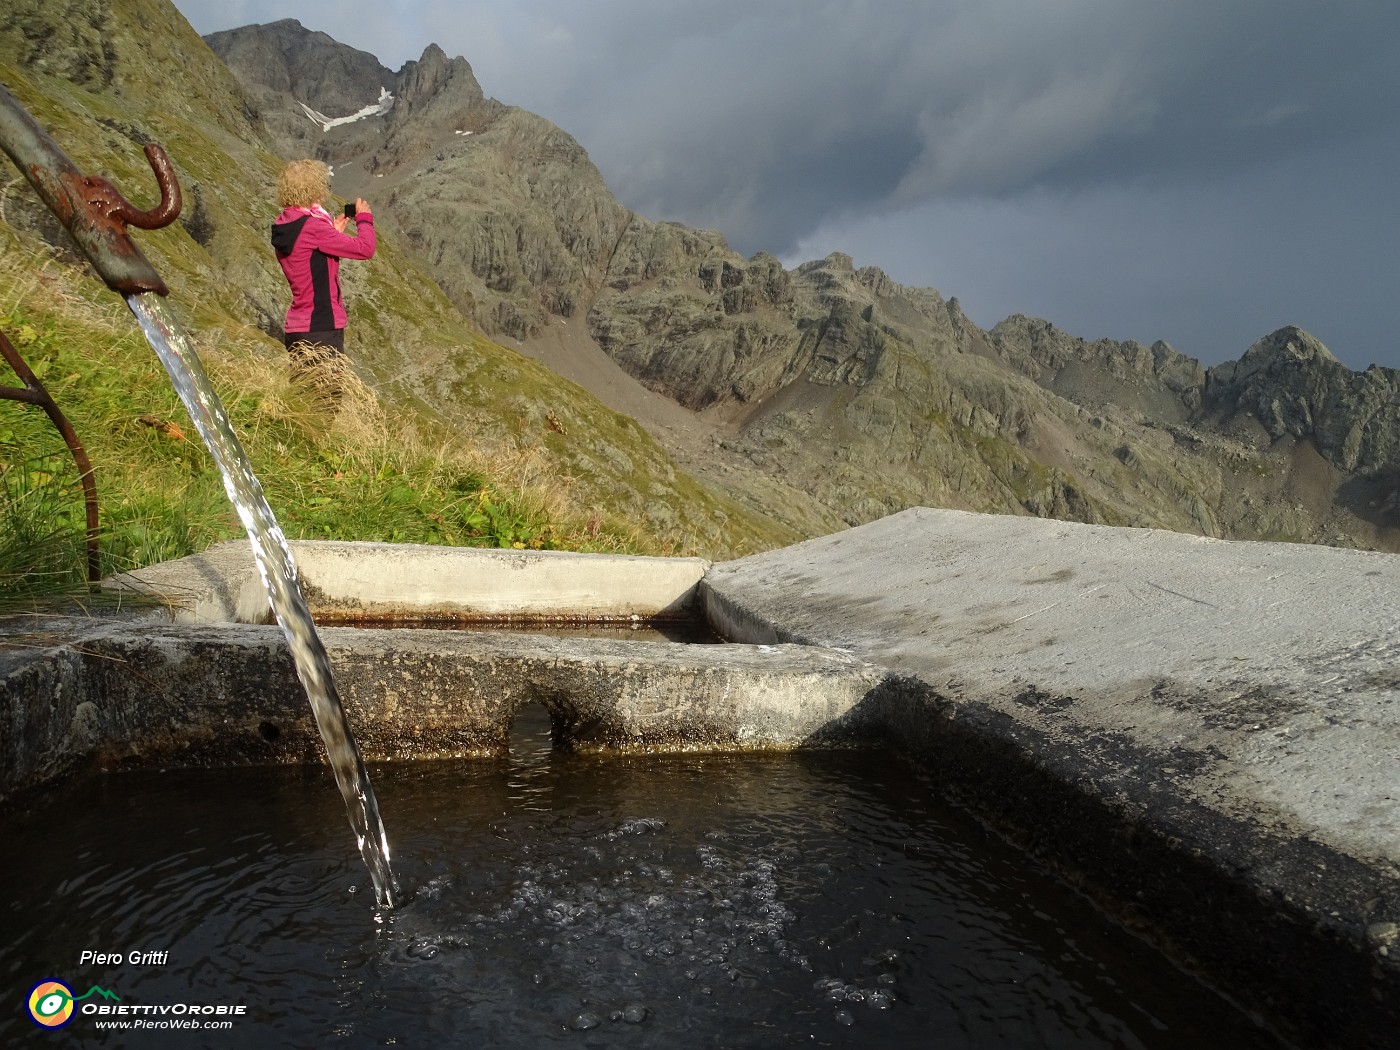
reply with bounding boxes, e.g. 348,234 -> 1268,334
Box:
174,0 -> 1400,369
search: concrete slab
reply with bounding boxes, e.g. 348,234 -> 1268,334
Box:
703,507 -> 1400,1048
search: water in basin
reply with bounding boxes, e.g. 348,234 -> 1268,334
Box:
0,707 -> 1279,1047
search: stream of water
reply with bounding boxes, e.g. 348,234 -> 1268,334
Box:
125,293 -> 396,908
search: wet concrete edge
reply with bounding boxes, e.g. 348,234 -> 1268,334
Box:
0,621 -> 888,786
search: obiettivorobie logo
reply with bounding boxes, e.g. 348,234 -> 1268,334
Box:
25,976 -> 248,1032
27,980 -> 120,1029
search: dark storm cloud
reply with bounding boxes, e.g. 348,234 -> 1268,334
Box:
175,0 -> 1400,364
794,125 -> 1400,366
431,0 -> 1400,258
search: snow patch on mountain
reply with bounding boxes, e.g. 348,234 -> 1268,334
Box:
299,88 -> 394,132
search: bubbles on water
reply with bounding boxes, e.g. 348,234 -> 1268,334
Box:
398,929 -> 473,962
695,845 -> 725,870
607,817 -> 666,838
567,1011 -> 601,1030
833,1008 -> 856,1026
378,810 -> 900,1038
604,1003 -> 650,1024
418,876 -> 451,902
813,974 -> 897,1015
864,948 -> 901,967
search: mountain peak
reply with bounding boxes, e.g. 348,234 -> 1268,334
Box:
394,43 -> 484,118
1240,325 -> 1339,368
204,20 -> 394,117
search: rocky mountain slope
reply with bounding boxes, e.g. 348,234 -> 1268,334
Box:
1,0 -> 797,559
207,19 -> 1399,552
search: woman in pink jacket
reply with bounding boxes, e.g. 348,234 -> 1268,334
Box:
270,159 -> 375,399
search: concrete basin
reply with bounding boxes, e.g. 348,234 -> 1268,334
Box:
2,510 -> 1397,1047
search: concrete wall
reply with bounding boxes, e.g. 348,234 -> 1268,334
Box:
0,621 -> 887,796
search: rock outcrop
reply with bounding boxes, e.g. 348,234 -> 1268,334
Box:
204,19 -> 392,115
203,19 -> 394,157
1205,327 -> 1400,473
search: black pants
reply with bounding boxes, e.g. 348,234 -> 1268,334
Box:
284,329 -> 346,404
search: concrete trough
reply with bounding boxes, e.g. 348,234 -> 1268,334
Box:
3,512 -> 1399,1047
2,541 -> 890,796
704,508 -> 1400,1050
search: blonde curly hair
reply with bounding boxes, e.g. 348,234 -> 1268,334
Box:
276,159 -> 330,208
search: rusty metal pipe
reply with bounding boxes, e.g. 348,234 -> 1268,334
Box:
0,83 -> 180,295
0,327 -> 102,583
0,383 -> 47,406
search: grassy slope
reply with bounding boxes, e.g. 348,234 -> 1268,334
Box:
0,0 -> 795,597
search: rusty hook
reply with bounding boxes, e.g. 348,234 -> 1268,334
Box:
77,143 -> 182,232
0,84 -> 181,296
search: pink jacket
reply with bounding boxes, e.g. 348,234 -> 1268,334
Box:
270,205 -> 376,333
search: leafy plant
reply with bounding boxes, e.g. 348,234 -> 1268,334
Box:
459,488 -> 555,549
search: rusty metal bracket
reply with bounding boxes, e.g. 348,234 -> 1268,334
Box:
0,83 -> 181,295
0,326 -> 101,583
